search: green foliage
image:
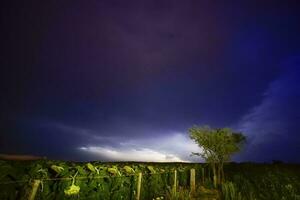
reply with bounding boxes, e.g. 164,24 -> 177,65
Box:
86,163 -> 96,173
123,166 -> 135,174
63,171 -> 80,196
107,166 -> 121,176
0,161 -> 201,200
223,163 -> 300,200
221,182 -> 243,200
1,161 -> 300,200
50,165 -> 64,174
147,165 -> 156,174
189,125 -> 246,163
165,186 -> 191,200
189,125 -> 246,186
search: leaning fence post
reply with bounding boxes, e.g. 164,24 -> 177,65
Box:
28,179 -> 41,200
173,169 -> 177,194
136,172 -> 142,200
190,169 -> 195,193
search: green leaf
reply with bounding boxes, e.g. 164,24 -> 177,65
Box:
108,167 -> 119,175
50,165 -> 64,174
147,166 -> 156,174
86,163 -> 96,172
123,166 -> 135,174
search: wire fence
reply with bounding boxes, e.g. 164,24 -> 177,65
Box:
0,168 -> 210,200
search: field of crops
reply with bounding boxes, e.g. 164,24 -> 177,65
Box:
0,160 -> 299,200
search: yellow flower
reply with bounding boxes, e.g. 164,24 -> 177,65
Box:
64,184 -> 80,196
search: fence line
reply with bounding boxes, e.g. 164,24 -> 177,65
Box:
0,179 -> 30,185
0,168 -> 205,200
0,169 -> 188,184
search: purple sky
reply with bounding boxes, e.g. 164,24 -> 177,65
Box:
1,0 -> 300,162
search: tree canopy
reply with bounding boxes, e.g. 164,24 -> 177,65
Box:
189,125 -> 246,186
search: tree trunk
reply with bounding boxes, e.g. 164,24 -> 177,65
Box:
212,163 -> 217,188
221,163 -> 225,183
217,163 -> 221,185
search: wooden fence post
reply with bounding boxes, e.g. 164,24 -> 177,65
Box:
28,179 -> 41,200
190,169 -> 195,193
136,172 -> 142,200
173,170 -> 177,194
201,168 -> 205,184
208,167 -> 210,182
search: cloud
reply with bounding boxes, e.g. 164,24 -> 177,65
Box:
79,146 -> 184,162
235,60 -> 300,162
42,120 -> 202,162
16,119 -> 202,161
78,133 -> 201,162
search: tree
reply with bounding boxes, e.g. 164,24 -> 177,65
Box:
188,125 -> 246,187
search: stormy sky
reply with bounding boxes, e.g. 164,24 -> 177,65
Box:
1,0 -> 300,162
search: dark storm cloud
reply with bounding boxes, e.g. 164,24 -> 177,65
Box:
1,0 -> 300,162
236,58 -> 300,162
